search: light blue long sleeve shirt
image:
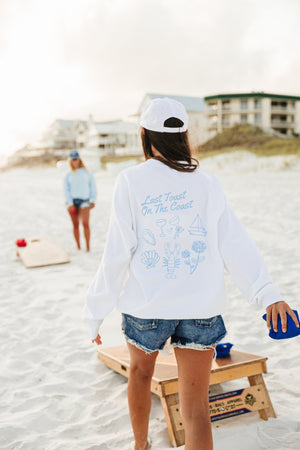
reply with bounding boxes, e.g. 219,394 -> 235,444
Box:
64,168 -> 97,206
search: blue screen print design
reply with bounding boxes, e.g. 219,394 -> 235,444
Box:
182,241 -> 207,274
141,250 -> 160,269
162,243 -> 181,279
155,216 -> 184,239
139,190 -> 208,277
142,229 -> 156,245
188,214 -> 207,237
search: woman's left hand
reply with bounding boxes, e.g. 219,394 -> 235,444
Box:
90,203 -> 95,209
266,301 -> 299,333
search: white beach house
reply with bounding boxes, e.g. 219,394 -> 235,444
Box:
86,120 -> 139,154
204,92 -> 300,140
41,119 -> 89,151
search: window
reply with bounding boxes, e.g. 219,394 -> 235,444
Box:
240,114 -> 248,123
240,99 -> 248,110
222,100 -> 230,110
255,113 -> 262,124
208,103 -> 217,111
254,99 -> 262,109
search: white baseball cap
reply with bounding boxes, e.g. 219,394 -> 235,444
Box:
140,97 -> 188,133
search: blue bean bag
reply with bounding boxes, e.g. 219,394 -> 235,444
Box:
262,310 -> 300,339
216,342 -> 233,358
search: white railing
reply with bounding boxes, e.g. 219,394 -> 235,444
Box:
271,120 -> 294,127
271,107 -> 295,113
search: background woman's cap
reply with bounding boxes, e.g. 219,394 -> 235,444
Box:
140,97 -> 188,133
69,150 -> 80,159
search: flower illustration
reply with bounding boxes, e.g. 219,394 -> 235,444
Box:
181,250 -> 190,258
192,241 -> 206,254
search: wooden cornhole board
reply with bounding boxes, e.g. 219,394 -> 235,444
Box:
98,345 -> 276,447
16,235 -> 70,268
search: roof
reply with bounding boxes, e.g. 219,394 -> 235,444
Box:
53,119 -> 88,129
204,92 -> 300,101
92,120 -> 138,134
137,93 -> 205,114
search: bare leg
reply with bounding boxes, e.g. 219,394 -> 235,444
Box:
79,207 -> 90,251
127,342 -> 158,450
174,347 -> 214,450
68,210 -> 80,250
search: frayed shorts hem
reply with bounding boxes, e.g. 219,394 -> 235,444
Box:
124,335 -> 161,354
171,342 -> 217,360
124,334 -> 218,358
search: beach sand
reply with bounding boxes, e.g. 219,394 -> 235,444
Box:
0,151 -> 299,449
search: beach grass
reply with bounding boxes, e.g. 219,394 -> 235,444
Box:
197,123 -> 300,158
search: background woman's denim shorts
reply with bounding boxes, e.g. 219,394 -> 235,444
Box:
121,313 -> 226,354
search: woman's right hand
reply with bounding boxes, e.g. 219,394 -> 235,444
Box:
92,334 -> 102,345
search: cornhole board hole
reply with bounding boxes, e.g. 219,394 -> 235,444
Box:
98,345 -> 276,447
16,235 -> 70,268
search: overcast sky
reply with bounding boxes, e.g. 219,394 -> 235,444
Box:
1,0 -> 300,156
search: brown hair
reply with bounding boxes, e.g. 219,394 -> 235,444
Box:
69,157 -> 88,173
141,128 -> 199,172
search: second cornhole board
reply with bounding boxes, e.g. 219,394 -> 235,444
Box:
16,235 -> 70,268
98,345 -> 276,447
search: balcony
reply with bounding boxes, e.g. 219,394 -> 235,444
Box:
207,122 -> 218,129
207,109 -> 218,116
271,106 -> 295,114
221,106 -> 231,112
271,120 -> 295,128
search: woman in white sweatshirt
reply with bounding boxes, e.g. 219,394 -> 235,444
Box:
83,98 -> 298,450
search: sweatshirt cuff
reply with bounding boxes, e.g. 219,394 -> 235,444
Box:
84,318 -> 103,340
255,283 -> 284,309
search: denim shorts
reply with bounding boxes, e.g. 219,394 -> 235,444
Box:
121,313 -> 227,354
73,198 -> 90,209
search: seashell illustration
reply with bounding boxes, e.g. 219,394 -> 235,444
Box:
142,228 -> 156,246
141,250 -> 160,269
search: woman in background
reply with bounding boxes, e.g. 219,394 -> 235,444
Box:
64,151 -> 97,252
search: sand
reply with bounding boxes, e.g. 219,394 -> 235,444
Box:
0,151 -> 299,449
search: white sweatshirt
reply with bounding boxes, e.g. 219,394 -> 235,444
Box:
83,158 -> 283,339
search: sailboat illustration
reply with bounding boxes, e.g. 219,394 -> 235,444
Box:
188,214 -> 207,237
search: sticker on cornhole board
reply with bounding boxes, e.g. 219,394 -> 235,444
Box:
16,235 -> 70,268
171,384 -> 269,430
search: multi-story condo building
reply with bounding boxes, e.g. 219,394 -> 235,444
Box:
204,92 -> 300,140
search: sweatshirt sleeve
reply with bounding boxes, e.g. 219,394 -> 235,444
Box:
216,177 -> 283,310
89,172 -> 97,203
63,173 -> 73,206
83,172 -> 137,339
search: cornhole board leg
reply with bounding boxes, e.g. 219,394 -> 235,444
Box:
160,384 -> 273,447
160,394 -> 185,448
248,374 -> 276,420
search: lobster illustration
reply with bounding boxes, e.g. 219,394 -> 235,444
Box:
162,243 -> 181,279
